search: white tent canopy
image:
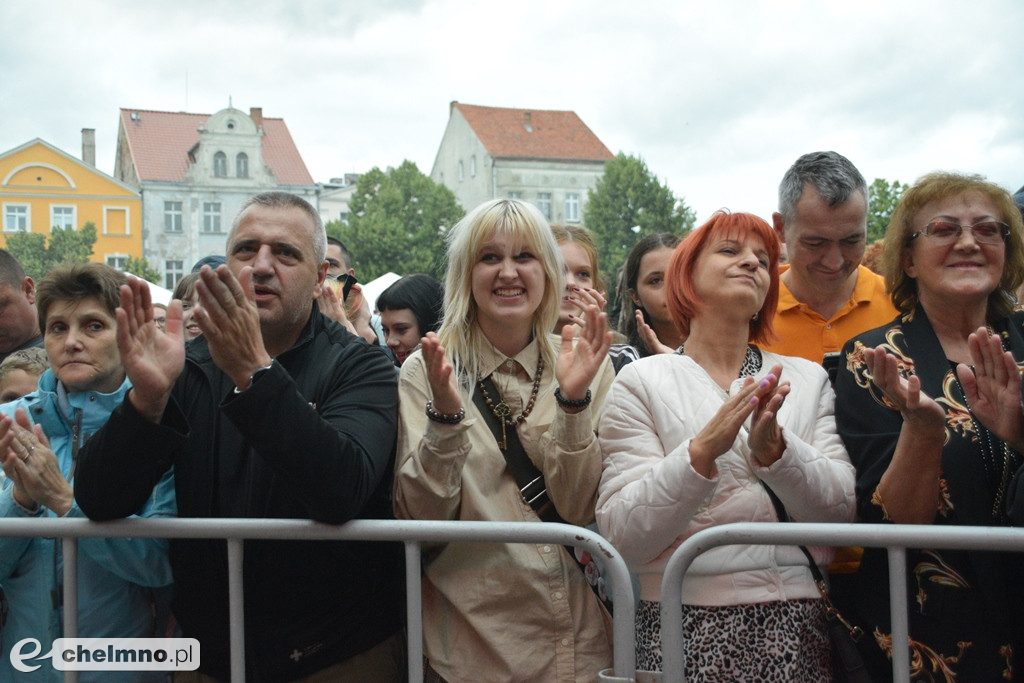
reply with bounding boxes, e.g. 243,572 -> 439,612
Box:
126,275 -> 173,306
360,272 -> 401,313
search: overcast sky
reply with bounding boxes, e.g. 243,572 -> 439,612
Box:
3,0 -> 1022,222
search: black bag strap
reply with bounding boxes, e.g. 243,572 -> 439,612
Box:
472,375 -> 563,524
762,483 -> 826,582
762,481 -> 866,643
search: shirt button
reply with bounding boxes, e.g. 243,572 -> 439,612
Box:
560,638 -> 569,647
825,324 -> 832,329
767,584 -> 778,593
553,591 -> 563,600
543,545 -> 552,553
505,360 -> 514,369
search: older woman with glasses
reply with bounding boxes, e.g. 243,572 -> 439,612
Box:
835,172 -> 1024,680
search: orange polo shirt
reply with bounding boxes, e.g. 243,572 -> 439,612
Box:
763,264 -> 898,363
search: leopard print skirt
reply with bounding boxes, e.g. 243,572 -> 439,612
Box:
635,598 -> 831,682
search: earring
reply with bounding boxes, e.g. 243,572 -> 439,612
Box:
751,312 -> 759,321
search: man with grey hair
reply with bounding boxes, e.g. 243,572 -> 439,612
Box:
76,192 -> 406,681
763,151 -> 896,369
0,250 -> 42,363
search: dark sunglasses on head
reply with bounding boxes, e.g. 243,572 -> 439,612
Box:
327,272 -> 357,301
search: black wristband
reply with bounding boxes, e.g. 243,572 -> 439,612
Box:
554,387 -> 591,408
426,400 -> 465,424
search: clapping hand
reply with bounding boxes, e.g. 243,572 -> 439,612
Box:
117,276 -> 185,423
563,287 -> 607,336
193,265 -> 273,390
689,365 -> 788,477
0,409 -> 72,515
556,296 -> 613,412
635,309 -> 676,355
747,364 -> 790,467
956,327 -> 1024,452
420,332 -> 461,417
862,345 -> 946,432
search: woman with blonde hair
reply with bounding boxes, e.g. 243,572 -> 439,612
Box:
551,223 -> 608,336
394,198 -> 615,682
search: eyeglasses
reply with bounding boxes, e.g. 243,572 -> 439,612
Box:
909,220 -> 1010,246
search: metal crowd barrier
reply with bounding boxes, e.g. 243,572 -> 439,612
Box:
659,522 -> 1024,683
5,518 -> 1023,683
0,518 -> 636,683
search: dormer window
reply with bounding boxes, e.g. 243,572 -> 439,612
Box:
236,153 -> 249,178
214,152 -> 227,178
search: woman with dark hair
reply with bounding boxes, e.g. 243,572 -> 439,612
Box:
598,211 -> 855,679
835,172 -> 1024,679
172,272 -> 202,340
0,263 -> 175,682
609,232 -> 683,373
377,274 -> 444,366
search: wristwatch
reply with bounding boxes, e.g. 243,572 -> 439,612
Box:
235,361 -> 274,393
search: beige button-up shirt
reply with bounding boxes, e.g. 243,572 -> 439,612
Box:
394,335 -> 614,682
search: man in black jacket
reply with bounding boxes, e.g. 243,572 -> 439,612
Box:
75,192 -> 405,681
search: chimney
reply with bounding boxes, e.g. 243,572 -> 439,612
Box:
523,112 -> 533,132
250,107 -> 263,129
81,128 -> 96,166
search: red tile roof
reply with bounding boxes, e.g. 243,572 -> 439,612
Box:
118,108 -> 314,186
453,103 -> 613,162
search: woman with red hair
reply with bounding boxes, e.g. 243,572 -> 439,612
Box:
597,210 -> 856,679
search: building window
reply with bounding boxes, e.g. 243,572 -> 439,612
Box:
165,260 -> 184,290
203,202 -> 222,233
3,205 -> 29,233
536,193 -> 552,220
51,205 -> 75,231
508,191 -> 523,200
104,207 -> 129,235
164,201 -> 182,233
565,193 -> 580,223
214,152 -> 227,178
106,254 -> 128,270
458,161 -> 464,182
470,156 -> 476,177
236,153 -> 249,178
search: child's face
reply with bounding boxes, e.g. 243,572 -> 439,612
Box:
0,369 -> 42,402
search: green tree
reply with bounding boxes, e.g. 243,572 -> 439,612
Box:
584,153 -> 696,278
867,178 -> 906,243
123,256 -> 161,284
5,222 -> 98,280
332,161 -> 464,281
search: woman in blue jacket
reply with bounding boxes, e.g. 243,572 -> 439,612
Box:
0,263 -> 175,683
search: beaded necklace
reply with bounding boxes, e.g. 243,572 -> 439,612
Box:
477,356 -> 545,450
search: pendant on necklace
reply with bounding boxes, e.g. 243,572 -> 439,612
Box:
493,401 -> 512,450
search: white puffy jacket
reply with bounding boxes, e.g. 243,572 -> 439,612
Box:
597,349 -> 856,605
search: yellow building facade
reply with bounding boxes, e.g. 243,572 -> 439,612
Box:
0,137 -> 142,269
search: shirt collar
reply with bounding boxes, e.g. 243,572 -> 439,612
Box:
776,264 -> 801,312
775,264 -> 875,311
478,335 -> 541,379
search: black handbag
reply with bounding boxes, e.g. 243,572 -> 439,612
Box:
762,483 -> 875,683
